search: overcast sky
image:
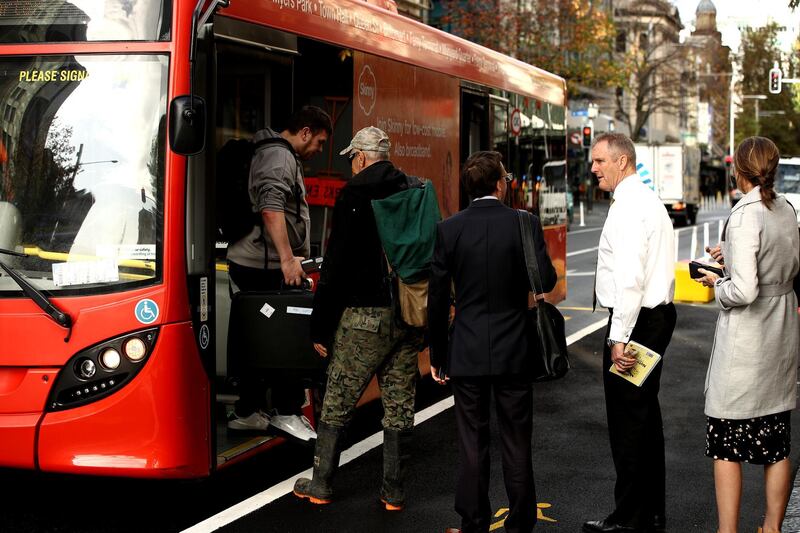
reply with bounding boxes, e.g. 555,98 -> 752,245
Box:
671,0 -> 799,53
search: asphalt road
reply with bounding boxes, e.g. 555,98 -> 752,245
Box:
3,197 -> 798,533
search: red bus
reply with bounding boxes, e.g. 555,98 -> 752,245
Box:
0,0 -> 567,478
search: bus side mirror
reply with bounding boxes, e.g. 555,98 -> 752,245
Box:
169,95 -> 206,155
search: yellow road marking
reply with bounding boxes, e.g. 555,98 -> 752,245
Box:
490,503 -> 557,529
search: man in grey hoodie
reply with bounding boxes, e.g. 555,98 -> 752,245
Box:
226,105 -> 332,438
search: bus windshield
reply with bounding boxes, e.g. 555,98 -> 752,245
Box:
0,54 -> 167,295
776,162 -> 800,195
0,1 -> 171,43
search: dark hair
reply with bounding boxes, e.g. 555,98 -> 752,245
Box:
592,132 -> 636,168
734,136 -> 779,209
286,105 -> 333,136
461,151 -> 503,198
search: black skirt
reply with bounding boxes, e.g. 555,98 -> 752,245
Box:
705,411 -> 791,465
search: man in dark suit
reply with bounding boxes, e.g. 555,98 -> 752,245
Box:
428,151 -> 557,533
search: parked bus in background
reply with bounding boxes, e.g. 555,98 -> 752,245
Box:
776,157 -> 800,224
0,0 -> 567,478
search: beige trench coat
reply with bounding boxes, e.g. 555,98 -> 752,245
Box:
704,187 -> 800,419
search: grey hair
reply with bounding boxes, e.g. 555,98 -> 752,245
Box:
363,150 -> 390,161
592,132 -> 636,168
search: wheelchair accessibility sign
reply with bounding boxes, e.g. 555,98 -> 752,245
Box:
135,299 -> 159,324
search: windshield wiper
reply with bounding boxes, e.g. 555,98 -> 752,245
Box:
0,247 -> 73,342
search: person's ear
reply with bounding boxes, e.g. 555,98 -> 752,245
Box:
617,154 -> 627,170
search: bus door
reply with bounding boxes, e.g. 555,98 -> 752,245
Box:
459,88 -> 489,208
211,18 -> 298,464
490,95 -> 510,162
209,18 -> 354,465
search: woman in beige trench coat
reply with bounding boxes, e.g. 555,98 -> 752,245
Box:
697,137 -> 800,533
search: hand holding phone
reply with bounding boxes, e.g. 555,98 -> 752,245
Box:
432,366 -> 448,384
689,261 -> 724,280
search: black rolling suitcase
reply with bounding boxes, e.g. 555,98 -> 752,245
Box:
227,288 -> 326,373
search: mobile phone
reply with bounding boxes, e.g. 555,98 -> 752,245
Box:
301,256 -> 323,273
689,261 -> 724,279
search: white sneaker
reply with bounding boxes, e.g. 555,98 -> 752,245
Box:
227,410 -> 270,431
270,414 -> 317,441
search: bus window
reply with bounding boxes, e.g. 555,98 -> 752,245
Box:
491,96 -> 509,161
776,159 -> 800,225
776,161 -> 800,194
0,1 -> 172,43
0,54 -> 167,295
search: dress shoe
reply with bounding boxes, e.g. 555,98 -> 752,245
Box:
583,519 -> 638,533
444,529 -> 461,533
652,514 -> 666,531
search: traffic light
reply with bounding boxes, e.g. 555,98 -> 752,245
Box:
582,125 -> 593,148
769,64 -> 782,94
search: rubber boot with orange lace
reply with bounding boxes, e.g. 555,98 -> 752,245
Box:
380,428 -> 412,511
293,422 -> 341,505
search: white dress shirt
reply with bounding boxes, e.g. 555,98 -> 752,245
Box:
596,174 -> 675,343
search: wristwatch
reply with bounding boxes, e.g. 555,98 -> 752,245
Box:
606,338 -> 623,348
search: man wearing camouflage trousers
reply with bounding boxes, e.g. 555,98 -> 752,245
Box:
294,127 -> 423,511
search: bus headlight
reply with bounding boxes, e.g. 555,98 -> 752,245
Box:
99,348 -> 122,370
123,338 -> 147,362
77,359 -> 96,379
47,328 -> 159,412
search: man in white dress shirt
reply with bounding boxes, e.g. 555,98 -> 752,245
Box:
583,133 -> 676,533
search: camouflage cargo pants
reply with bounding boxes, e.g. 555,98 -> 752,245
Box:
321,307 -> 423,431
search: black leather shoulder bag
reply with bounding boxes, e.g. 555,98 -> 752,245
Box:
517,210 -> 569,381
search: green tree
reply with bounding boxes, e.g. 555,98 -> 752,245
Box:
436,0 -> 620,96
736,23 -> 800,154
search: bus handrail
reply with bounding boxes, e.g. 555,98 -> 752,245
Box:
22,246 -> 156,271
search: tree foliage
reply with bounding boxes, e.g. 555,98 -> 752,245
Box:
437,0 -> 621,95
736,23 -> 800,155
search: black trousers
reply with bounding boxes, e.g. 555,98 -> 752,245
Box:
603,303 -> 677,529
228,262 -> 305,416
451,376 -> 536,533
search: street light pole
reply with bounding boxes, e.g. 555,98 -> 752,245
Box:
729,74 -> 735,158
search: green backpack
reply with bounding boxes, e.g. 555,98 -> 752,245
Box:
371,179 -> 441,327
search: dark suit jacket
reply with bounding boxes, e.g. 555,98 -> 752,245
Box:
427,199 -> 556,377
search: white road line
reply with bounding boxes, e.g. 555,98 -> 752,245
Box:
566,246 -> 598,258
566,270 -> 595,277
568,227 -> 602,235
181,319 -> 606,533
566,318 -> 608,346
